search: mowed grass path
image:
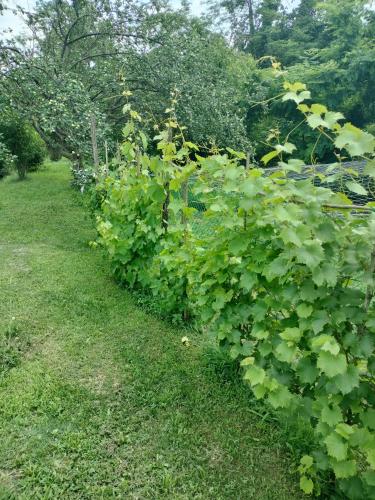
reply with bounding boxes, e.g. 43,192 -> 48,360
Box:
0,162 -> 301,499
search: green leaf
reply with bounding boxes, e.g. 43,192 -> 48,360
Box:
297,103 -> 310,113
229,235 -> 248,255
240,270 -> 257,292
321,404 -> 342,427
317,352 -> 347,378
251,323 -> 269,340
363,470 -> 375,487
296,303 -> 313,319
311,310 -> 329,334
240,357 -> 254,366
280,226 -> 303,247
364,160 -> 375,179
339,477 -> 366,500
264,255 -> 289,281
324,432 -> 348,461
334,123 -> 375,157
226,147 -> 246,159
311,335 -> 340,356
307,114 -> 329,129
148,184 -> 165,203
275,142 -> 296,154
275,341 -> 298,363
301,455 -> 314,468
300,475 -> 314,494
253,384 -> 267,399
268,385 -> 293,409
312,263 -> 338,287
297,357 -> 319,384
349,428 -> 372,448
139,131 -> 148,150
335,423 -> 354,440
333,366 -> 360,395
310,104 -> 327,115
366,449 -> 375,469
361,409 -> 375,430
295,240 -> 324,268
242,178 -> 264,197
278,159 -> 305,173
258,340 -> 273,357
243,365 -> 266,386
123,121 -> 134,138
284,81 -> 306,92
283,90 -> 311,104
345,181 -> 367,196
261,150 -> 279,165
212,288 -> 233,312
331,459 -> 357,479
280,327 -> 302,342
324,111 -> 344,128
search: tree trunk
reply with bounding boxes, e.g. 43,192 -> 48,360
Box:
247,0 -> 256,36
90,114 -> 99,173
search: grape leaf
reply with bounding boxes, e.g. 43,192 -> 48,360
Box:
321,404 -> 342,427
280,327 -> 302,342
268,385 -> 292,408
296,303 -> 313,318
297,357 -> 319,384
317,352 -> 347,378
345,181 -> 367,196
300,476 -> 314,494
334,123 -> 375,156
295,240 -> 324,268
363,470 -> 375,487
324,432 -> 348,461
333,366 -> 359,395
332,459 -> 357,479
275,341 -> 298,363
243,365 -> 266,386
361,409 -> 375,430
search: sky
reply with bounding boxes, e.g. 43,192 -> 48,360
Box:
0,0 -> 203,36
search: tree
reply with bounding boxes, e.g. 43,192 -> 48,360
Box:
206,0 -> 284,56
0,0 -> 162,165
124,14 -> 258,150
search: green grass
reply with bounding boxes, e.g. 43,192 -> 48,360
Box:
0,161 -> 302,499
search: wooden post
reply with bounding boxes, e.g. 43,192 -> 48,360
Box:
105,140 -> 109,173
116,142 -> 121,163
246,151 -> 251,170
244,152 -> 251,230
161,126 -> 173,232
365,245 -> 375,312
90,114 -> 99,173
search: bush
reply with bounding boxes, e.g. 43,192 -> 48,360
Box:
71,163 -> 95,192
96,84 -> 375,497
0,120 -> 46,179
0,135 -> 14,179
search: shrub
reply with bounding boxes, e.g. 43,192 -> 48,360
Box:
71,163 -> 95,192
0,135 -> 14,179
0,120 -> 46,179
96,83 -> 375,497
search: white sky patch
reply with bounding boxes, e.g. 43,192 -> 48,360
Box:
0,0 -> 34,36
0,0 -> 307,39
1,0 -> 205,37
171,0 -> 203,16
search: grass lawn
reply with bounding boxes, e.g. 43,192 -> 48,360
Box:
0,161 -> 302,499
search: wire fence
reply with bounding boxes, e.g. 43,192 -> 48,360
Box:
265,161 -> 373,207
186,161 -> 374,237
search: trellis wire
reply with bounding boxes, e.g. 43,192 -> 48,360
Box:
184,161 -> 373,237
